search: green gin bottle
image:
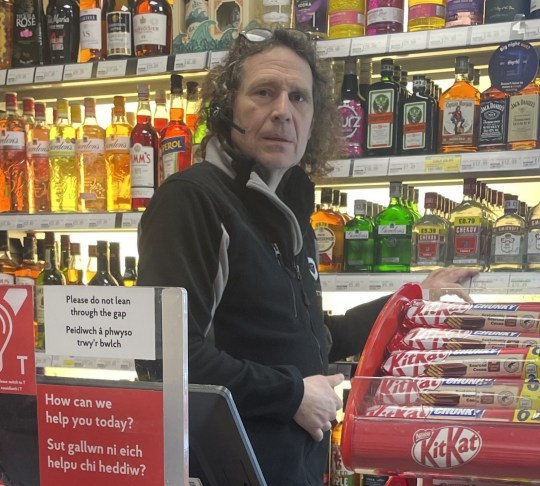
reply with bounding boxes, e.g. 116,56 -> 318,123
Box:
344,199 -> 374,272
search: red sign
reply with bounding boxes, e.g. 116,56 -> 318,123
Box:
0,286 -> 36,395
37,384 -> 164,485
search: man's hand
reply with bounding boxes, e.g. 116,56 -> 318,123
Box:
293,374 -> 344,442
420,267 -> 479,302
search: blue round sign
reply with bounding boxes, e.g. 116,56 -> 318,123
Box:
488,40 -> 539,94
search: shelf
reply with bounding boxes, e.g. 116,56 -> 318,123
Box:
321,272 -> 540,294
318,149 -> 540,186
0,211 -> 142,231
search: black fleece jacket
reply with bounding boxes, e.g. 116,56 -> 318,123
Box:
137,141 -> 389,486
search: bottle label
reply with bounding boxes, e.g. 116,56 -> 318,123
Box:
445,0 -> 484,26
294,0 -> 328,34
77,137 -> 105,156
453,217 -> 481,263
27,138 -> 50,158
0,273 -> 14,285
106,11 -> 132,55
507,93 -> 540,143
485,0 -> 529,23
408,3 -> 446,21
367,88 -> 395,149
330,442 -> 355,485
162,136 -> 187,180
314,225 -> 336,260
378,224 -> 407,235
13,6 -> 45,67
130,143 -> 155,188
441,99 -> 476,146
80,8 -> 102,50
417,234 -> 445,262
345,230 -> 369,240
329,11 -> 365,27
479,98 -> 508,145
15,276 -> 35,286
105,135 -> 131,153
367,6 -> 404,26
527,228 -> 540,261
134,13 -> 167,48
49,138 -> 76,157
402,101 -> 427,150
0,131 -> 25,151
493,226 -> 524,262
338,99 -> 365,158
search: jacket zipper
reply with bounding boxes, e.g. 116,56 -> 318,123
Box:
272,243 -> 298,318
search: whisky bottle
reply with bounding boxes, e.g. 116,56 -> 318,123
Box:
46,0 -> 80,64
15,234 -> 41,285
344,199 -> 374,272
490,195 -> 526,272
79,0 -> 104,62
366,58 -> 400,156
106,96 -> 132,211
109,241 -> 124,285
311,187 -> 345,273
77,97 -> 108,212
123,256 -> 137,286
450,178 -> 490,270
28,102 -> 50,213
67,242 -> 84,285
12,0 -> 48,67
438,56 -> 480,153
86,244 -> 98,283
374,181 -> 414,272
88,241 -> 119,286
103,0 -> 135,59
507,80 -> 540,151
478,84 -> 509,152
412,192 -> 450,272
50,99 -> 79,213
0,230 -> 17,284
133,0 -> 172,57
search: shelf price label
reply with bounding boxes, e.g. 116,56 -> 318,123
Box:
0,69 -> 6,86
350,35 -> 389,55
388,156 -> 423,175
509,274 -> 540,292
96,59 -> 128,78
367,275 -> 403,292
353,157 -> 389,177
62,215 -> 89,230
335,275 -> 368,291
136,56 -> 168,75
325,159 -> 352,177
87,213 -> 117,229
522,18 -> 540,39
121,212 -> 143,229
424,154 -> 461,173
460,152 -> 491,172
208,50 -> 228,69
316,39 -> 351,58
470,23 -> 511,45
63,63 -> 93,81
320,274 -> 337,292
15,215 -> 37,229
469,273 -> 511,293
517,151 -> 540,170
428,26 -> 470,49
174,52 -> 208,71
6,67 -> 35,85
34,65 -> 64,84
388,31 -> 428,53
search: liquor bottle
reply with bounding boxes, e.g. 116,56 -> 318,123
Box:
527,199 -> 540,270
0,0 -> 13,69
262,0 -> 292,29
359,59 -> 372,101
438,56 -> 480,153
374,181 -> 414,272
46,0 -> 80,64
344,200 -> 374,272
109,241 -> 124,285
36,236 -> 45,270
445,0 -> 483,26
70,102 -> 83,132
15,234 -> 41,285
507,79 -> 540,150
330,389 -> 357,486
311,187 -> 345,273
153,90 -> 168,134
123,256 -> 137,286
59,234 -> 71,281
103,0 -> 135,59
12,0 -> 49,67
408,0 -> 446,31
106,95 -> 132,211
337,58 -> 365,159
478,84 -> 509,152
27,102 -> 50,213
450,178 -> 490,270
67,242 -> 84,285
486,0 -> 530,23
133,0 -> 172,57
339,192 -> 352,222
161,74 -> 193,179
79,0 -> 104,62
398,74 -> 438,155
77,98 -> 108,212
49,99 -> 79,213
86,244 -> 98,283
490,195 -> 526,271
328,0 -> 365,39
366,58 -> 400,157
185,81 -> 201,136
88,241 -> 119,286
131,83 -> 161,210
411,192 -> 450,272
366,0 -> 404,35
0,231 -> 17,284
294,0 -> 328,39
22,98 -> 36,135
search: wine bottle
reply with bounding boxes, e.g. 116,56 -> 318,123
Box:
123,256 -> 137,286
12,0 -> 48,66
68,242 -> 84,285
109,242 -> 124,285
46,0 -> 80,64
103,0 -> 135,59
88,240 -> 119,286
133,0 -> 172,57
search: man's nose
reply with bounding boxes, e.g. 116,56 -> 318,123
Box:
271,91 -> 292,122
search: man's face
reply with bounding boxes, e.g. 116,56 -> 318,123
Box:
230,46 -> 314,171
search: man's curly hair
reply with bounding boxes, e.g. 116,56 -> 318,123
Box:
196,29 -> 340,176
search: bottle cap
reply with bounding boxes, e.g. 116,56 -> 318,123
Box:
60,234 -> 70,250
44,232 -> 55,247
70,102 -> 82,123
88,245 -> 97,258
455,56 -> 469,74
35,102 -> 47,121
380,58 -> 394,74
70,242 -> 81,255
5,93 -> 17,110
23,97 -> 35,115
137,84 -> 150,100
57,99 -> 69,117
155,89 -> 167,104
186,81 -> 199,94
354,199 -> 367,216
424,192 -> 438,208
84,97 -> 96,115
171,74 -> 183,94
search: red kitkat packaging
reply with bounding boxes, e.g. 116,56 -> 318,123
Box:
403,300 -> 540,333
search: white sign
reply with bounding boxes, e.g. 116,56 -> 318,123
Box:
44,287 -> 156,359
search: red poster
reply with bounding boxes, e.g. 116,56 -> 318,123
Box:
0,286 -> 36,395
37,384 -> 164,485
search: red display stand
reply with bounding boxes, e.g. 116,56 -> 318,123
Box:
341,283 -> 540,482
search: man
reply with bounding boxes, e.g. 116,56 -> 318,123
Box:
137,29 -> 476,485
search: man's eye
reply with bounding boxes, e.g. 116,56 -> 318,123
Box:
256,89 -> 270,97
290,93 -> 307,102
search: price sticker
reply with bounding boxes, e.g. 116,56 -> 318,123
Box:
523,18 -> 540,39
367,275 -> 402,292
63,63 -> 93,81
470,273 -> 511,293
6,67 -> 35,85
87,213 -> 116,229
350,35 -> 389,55
424,154 -> 461,174
316,39 -> 351,58
460,153 -> 490,172
520,152 -> 540,169
174,52 -> 208,71
121,212 -> 143,229
335,275 -> 367,291
470,23 -> 511,45
0,216 -> 14,230
96,59 -> 128,78
63,215 -> 88,229
388,156 -> 423,175
509,274 -> 540,292
0,70 -> 6,86
208,50 -> 228,69
354,157 -> 389,177
319,274 -> 337,292
136,56 -> 168,75
34,65 -> 64,84
428,26 -> 470,49
388,31 -> 428,53
15,215 -> 37,229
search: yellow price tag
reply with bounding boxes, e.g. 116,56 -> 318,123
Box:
424,155 -> 461,173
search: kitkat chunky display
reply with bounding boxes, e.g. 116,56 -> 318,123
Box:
403,300 -> 540,333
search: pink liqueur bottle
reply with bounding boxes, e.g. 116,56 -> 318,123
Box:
366,0 -> 404,35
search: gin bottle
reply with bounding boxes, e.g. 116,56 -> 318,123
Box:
344,200 -> 374,272
526,199 -> 540,271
